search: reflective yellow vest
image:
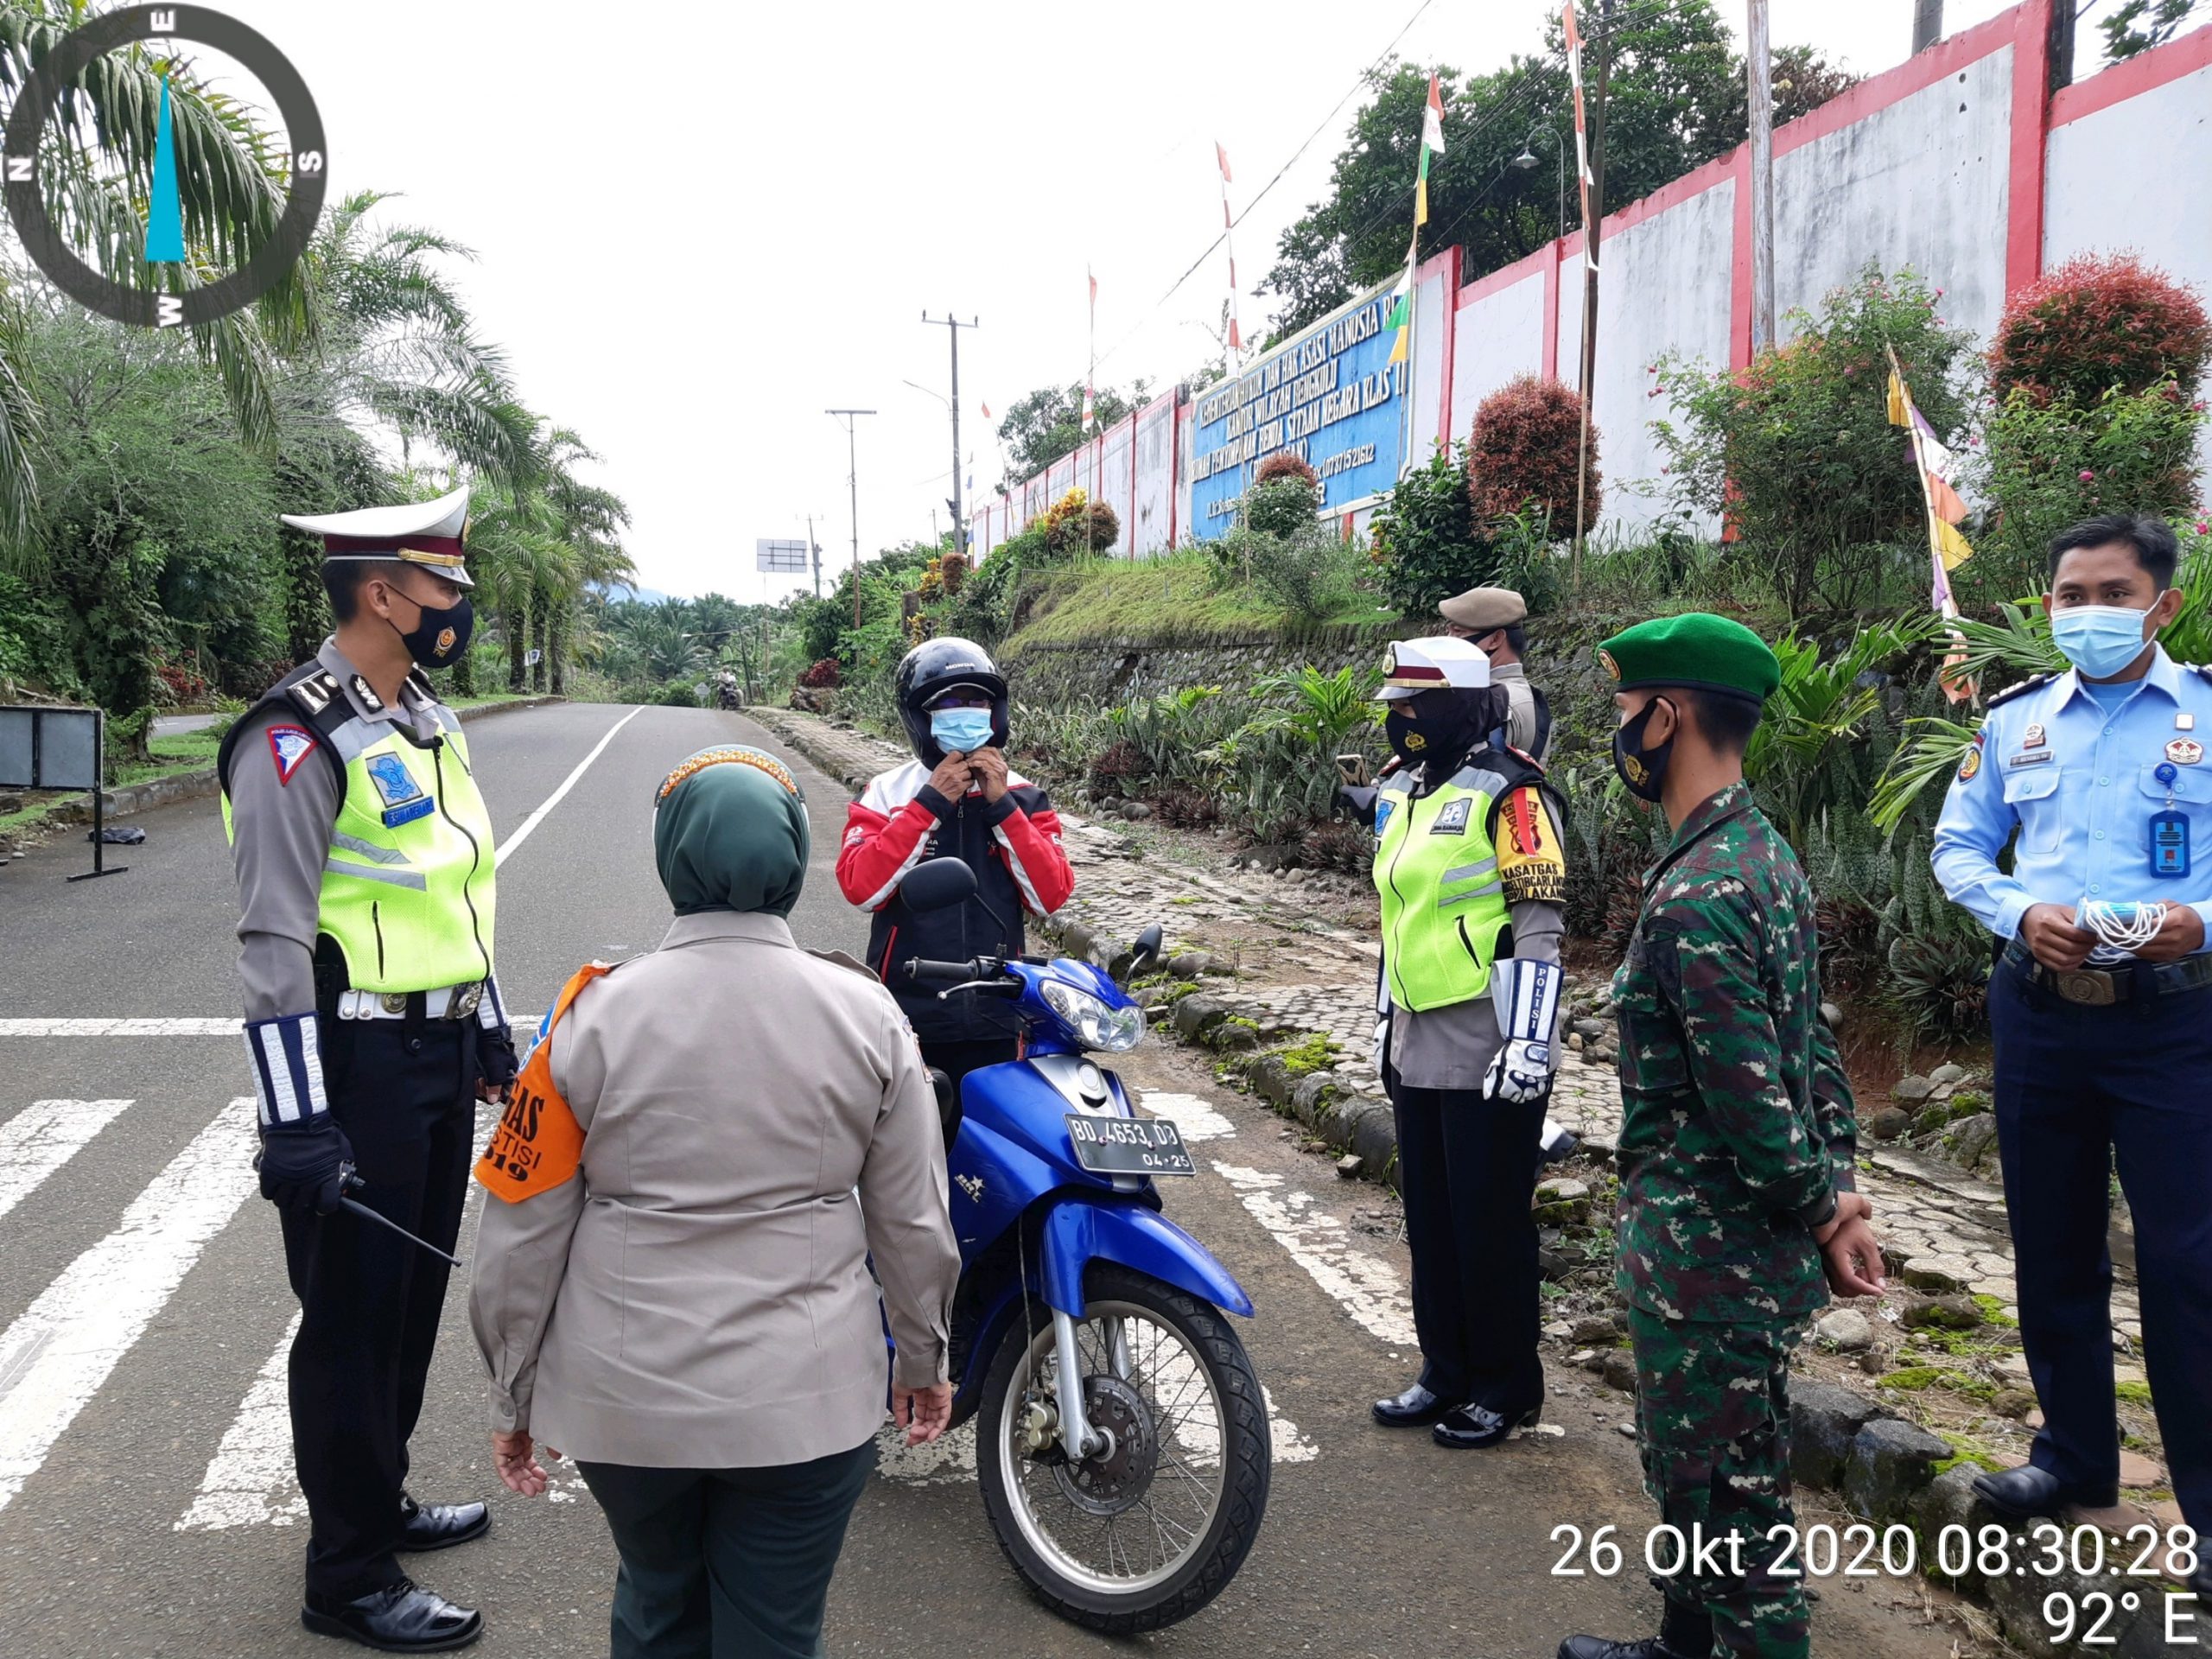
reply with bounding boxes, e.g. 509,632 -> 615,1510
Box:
220,665 -> 497,995
1372,759 -> 1522,1012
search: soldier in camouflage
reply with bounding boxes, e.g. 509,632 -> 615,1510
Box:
1559,614 -> 1885,1659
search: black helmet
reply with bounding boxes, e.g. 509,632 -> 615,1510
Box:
893,636 -> 1009,762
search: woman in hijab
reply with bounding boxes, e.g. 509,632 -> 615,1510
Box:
470,746 -> 962,1659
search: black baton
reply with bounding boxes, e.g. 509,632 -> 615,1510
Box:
337,1167 -> 464,1268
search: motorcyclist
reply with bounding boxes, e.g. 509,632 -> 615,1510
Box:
836,638 -> 1076,1090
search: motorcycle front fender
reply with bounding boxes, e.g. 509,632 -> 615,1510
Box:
1037,1197 -> 1255,1321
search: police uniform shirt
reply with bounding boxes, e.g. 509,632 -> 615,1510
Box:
1932,646 -> 2212,944
228,637 -> 456,1023
1489,660 -> 1551,763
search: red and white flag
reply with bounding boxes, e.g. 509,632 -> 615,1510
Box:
1216,141 -> 1243,357
1216,141 -> 1232,183
1564,1 -> 1599,274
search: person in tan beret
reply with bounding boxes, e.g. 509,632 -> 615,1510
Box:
1440,586 -> 1552,762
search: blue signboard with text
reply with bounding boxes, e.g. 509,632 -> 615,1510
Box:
1186,281 -> 1406,539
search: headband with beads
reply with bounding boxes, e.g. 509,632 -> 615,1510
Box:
655,746 -> 802,805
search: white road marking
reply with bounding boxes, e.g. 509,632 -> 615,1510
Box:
1211,1161 -> 1417,1348
0,1100 -> 258,1513
180,1102 -> 501,1532
0,1099 -> 131,1220
495,706 -> 645,868
1262,1385 -> 1320,1463
175,1311 -> 306,1531
1135,1090 -> 1236,1142
875,1419 -> 980,1485
0,1020 -> 237,1037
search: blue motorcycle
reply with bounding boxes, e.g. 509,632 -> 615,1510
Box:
893,857 -> 1269,1634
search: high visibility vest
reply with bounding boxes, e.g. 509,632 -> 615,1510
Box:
219,664 -> 498,995
1371,758 -> 1523,1012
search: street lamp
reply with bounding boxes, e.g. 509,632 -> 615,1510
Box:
1511,125 -> 1567,242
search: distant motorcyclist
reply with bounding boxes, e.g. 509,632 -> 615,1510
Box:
836,639 -> 1076,1090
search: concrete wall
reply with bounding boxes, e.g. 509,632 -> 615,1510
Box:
975,3 -> 2211,560
1774,45 -> 2014,346
1450,265 -> 1548,440
1133,396 -> 1179,554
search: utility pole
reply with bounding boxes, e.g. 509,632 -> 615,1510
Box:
1571,0 -> 1613,591
825,408 -> 874,628
1747,0 -> 1777,353
921,312 -> 980,558
1911,0 -> 1943,54
804,512 -> 821,598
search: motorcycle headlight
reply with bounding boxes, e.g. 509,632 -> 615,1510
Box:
1040,978 -> 1145,1052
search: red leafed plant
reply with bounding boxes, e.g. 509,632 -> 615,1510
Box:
1465,374 -> 1599,533
1991,253 -> 2210,406
1254,451 -> 1319,491
798,657 -> 842,689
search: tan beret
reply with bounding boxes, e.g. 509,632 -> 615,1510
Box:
1437,586 -> 1527,631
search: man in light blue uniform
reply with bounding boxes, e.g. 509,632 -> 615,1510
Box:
1932,514 -> 2212,1590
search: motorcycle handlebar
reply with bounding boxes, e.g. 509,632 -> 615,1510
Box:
905,957 -> 1000,986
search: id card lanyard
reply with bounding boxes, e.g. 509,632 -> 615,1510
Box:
2152,762 -> 2190,878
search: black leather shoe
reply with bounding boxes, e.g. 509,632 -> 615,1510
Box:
1972,1464 -> 2117,1520
1372,1382 -> 1465,1427
302,1579 -> 482,1652
398,1492 -> 490,1552
1557,1638 -> 1705,1659
1433,1401 -> 1542,1449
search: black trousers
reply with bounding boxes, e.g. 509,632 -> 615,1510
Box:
280,1018 -> 480,1600
1991,961 -> 2212,1531
578,1440 -> 878,1659
1389,1077 -> 1547,1409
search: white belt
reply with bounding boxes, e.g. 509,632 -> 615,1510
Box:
334,982 -> 486,1021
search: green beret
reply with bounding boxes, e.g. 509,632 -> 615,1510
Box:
1597,613 -> 1780,704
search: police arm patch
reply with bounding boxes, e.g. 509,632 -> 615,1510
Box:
1497,786 -> 1567,906
265,723 -> 318,785
1956,730 -> 1985,783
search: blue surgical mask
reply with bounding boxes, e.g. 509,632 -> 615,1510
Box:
930,708 -> 995,753
2050,604 -> 2154,680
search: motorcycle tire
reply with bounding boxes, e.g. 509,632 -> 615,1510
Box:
975,1263 -> 1268,1634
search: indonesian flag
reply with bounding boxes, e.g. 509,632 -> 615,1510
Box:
1887,356 -> 1977,702
1415,74 -> 1446,227
982,401 -> 992,421
1216,141 -> 1232,183
1564,1 -> 1599,273
1217,143 -> 1243,353
1081,383 -> 1094,428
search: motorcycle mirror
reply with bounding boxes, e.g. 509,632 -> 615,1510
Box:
899,856 -> 977,912
1130,924 -> 1164,973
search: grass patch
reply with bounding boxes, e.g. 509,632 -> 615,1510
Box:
1007,549 -> 1384,649
2115,1379 -> 2154,1408
1880,1365 -> 1997,1400
1970,1294 -> 2016,1327
1273,1032 -> 1341,1079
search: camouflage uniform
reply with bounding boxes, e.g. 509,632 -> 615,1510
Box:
1611,781 -> 1857,1658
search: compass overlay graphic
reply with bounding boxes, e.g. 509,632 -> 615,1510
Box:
3,5 -> 325,328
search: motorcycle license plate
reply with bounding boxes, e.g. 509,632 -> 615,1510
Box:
1064,1113 -> 1196,1177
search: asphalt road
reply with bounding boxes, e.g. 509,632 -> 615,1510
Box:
0,704 -> 1963,1658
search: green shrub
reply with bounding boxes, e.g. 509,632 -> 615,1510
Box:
1652,265 -> 1974,614
1215,522 -> 1363,615
1243,475 -> 1322,538
655,680 -> 702,709
1466,373 -> 1599,534
1371,443 -> 1487,615
1989,251 -> 2209,408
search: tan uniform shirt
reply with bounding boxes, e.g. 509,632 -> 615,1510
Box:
469,910 -> 961,1469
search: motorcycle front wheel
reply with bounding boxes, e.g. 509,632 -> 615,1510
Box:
976,1263 -> 1269,1634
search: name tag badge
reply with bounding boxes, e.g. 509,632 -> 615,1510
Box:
2152,810 -> 2190,878
1429,798 -> 1472,836
2007,749 -> 2053,768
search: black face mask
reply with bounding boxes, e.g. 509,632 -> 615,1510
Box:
391,590 -> 474,669
1384,687 -> 1506,772
1611,697 -> 1675,803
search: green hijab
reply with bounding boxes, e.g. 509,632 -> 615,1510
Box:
652,746 -> 810,918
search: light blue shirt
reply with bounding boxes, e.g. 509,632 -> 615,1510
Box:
1931,646 -> 2212,945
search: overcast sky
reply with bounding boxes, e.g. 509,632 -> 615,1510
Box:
194,0 -> 2126,600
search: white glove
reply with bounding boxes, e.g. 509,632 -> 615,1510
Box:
1484,958 -> 1563,1104
1484,1039 -> 1554,1104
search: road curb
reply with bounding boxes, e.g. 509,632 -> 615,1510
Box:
19,695 -> 569,833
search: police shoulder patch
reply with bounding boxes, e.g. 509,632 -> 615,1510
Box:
1986,671 -> 2057,710
265,723 -> 318,785
1956,730 -> 1985,784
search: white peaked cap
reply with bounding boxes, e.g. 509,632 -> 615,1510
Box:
1376,635 -> 1492,701
282,485 -> 474,586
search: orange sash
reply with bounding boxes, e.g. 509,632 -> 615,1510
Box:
474,963 -> 608,1203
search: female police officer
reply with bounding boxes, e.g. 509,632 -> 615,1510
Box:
1365,637 -> 1571,1449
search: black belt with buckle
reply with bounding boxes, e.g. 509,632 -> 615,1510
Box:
2003,938 -> 2212,1006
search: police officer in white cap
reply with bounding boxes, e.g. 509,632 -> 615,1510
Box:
216,485 -> 511,1651
1440,584 -> 1553,762
1363,638 -> 1571,1448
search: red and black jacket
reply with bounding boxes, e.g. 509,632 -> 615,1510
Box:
836,760 -> 1076,1043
